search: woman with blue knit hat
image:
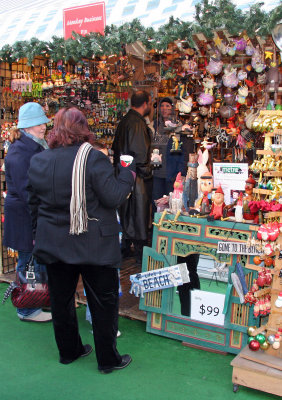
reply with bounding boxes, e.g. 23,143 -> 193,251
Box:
3,102 -> 52,323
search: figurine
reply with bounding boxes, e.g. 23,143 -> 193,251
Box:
202,76 -> 216,95
208,185 -> 226,220
243,175 -> 259,223
183,153 -> 198,211
170,135 -> 182,153
194,171 -> 213,214
151,148 -> 162,167
177,94 -> 193,114
169,172 -> 183,214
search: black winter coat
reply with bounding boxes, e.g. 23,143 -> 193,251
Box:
112,109 -> 152,241
3,134 -> 45,252
27,144 -> 134,266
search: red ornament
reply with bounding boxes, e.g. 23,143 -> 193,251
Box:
249,339 -> 260,351
257,270 -> 266,287
264,257 -> 273,267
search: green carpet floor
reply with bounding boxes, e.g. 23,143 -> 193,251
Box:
0,283 -> 279,400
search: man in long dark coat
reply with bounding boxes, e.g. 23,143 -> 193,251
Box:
112,90 -> 152,264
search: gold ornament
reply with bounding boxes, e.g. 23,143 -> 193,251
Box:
247,326 -> 257,336
265,51 -> 273,59
260,341 -> 270,350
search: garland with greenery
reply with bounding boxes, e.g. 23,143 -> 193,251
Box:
0,0 -> 281,65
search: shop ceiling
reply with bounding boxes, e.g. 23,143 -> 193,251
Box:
0,0 -> 279,46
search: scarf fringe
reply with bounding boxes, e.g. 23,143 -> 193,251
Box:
69,142 -> 93,235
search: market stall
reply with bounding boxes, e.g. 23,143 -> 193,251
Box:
0,7 -> 281,394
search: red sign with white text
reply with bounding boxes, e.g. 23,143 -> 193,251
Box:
63,2 -> 106,39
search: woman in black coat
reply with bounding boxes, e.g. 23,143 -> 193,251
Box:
3,102 -> 52,323
28,107 -> 135,373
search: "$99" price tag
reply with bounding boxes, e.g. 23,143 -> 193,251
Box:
199,304 -> 220,317
190,290 -> 225,326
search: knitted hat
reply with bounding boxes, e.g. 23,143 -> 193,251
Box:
159,97 -> 173,106
215,185 -> 224,195
17,102 -> 50,129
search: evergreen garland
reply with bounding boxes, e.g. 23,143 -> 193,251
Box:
0,0 -> 280,65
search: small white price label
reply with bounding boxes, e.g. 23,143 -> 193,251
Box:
190,290 -> 225,326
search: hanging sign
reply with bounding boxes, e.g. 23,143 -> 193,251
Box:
63,2 -> 106,39
130,263 -> 189,298
217,241 -> 262,255
213,162 -> 248,205
190,290 -> 225,326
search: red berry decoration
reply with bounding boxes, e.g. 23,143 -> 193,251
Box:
264,257 -> 273,267
249,339 -> 260,351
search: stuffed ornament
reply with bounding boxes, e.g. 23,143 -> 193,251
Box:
206,57 -> 223,75
198,92 -> 214,106
235,38 -> 247,52
245,44 -> 255,56
177,95 -> 193,114
222,65 -> 238,88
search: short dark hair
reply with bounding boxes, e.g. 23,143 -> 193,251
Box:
131,90 -> 150,108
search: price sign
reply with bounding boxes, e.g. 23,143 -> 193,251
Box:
190,290 -> 225,326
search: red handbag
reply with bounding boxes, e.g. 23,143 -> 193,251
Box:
2,256 -> 50,308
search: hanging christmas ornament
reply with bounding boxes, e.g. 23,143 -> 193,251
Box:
206,57 -> 223,75
245,44 -> 255,56
222,65 -> 238,88
235,38 -> 247,52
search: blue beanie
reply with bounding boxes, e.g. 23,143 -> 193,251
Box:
17,102 -> 50,129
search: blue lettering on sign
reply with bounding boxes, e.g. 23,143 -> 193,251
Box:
130,264 -> 186,296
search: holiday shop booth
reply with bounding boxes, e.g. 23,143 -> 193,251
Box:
0,3 -> 282,395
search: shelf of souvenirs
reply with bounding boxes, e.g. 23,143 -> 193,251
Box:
246,260 -> 281,273
263,211 -> 282,219
259,110 -> 282,116
264,171 -> 282,177
256,150 -> 282,156
253,188 -> 273,195
265,130 -> 282,137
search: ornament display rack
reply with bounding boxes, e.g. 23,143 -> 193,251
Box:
231,120 -> 282,396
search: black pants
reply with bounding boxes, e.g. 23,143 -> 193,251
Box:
46,263 -> 122,369
177,254 -> 200,317
121,238 -> 147,262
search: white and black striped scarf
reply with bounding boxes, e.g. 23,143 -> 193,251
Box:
69,142 -> 93,235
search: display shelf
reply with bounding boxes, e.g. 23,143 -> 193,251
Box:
263,211 -> 282,219
264,171 -> 282,177
253,188 -> 272,195
265,130 -> 282,137
256,150 -> 282,156
259,110 -> 282,116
